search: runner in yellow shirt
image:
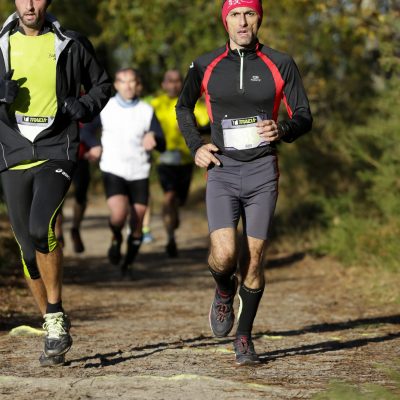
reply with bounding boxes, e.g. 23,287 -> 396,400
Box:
151,69 -> 208,257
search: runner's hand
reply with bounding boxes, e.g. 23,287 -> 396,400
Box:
256,120 -> 282,142
194,144 -> 221,168
142,132 -> 157,151
0,70 -> 19,104
85,145 -> 102,162
62,97 -> 87,121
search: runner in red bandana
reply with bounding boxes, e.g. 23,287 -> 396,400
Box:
177,0 -> 313,365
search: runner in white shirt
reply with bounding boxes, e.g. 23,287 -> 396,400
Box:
100,68 -> 165,276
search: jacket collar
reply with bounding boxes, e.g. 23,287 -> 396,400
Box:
1,12 -> 66,41
10,20 -> 53,36
226,41 -> 260,58
0,12 -> 72,74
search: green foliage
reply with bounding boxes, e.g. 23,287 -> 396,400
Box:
95,0 -> 226,91
271,1 -> 400,269
0,2 -> 14,19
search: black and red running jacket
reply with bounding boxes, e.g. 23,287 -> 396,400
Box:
176,42 -> 313,162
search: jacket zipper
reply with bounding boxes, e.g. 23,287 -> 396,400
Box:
237,49 -> 244,90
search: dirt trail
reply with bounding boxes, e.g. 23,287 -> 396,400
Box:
0,198 -> 399,399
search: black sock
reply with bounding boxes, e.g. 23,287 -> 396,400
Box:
209,266 -> 236,297
109,221 -> 122,242
46,301 -> 63,314
236,284 -> 264,338
124,235 -> 142,265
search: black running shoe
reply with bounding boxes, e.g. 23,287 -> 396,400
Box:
209,276 -> 238,338
43,312 -> 73,357
233,336 -> 260,366
121,236 -> 142,277
70,228 -> 84,253
166,238 -> 178,258
39,352 -> 65,367
123,236 -> 142,266
108,237 -> 122,265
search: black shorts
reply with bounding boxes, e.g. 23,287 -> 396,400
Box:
102,172 -> 149,205
206,154 -> 279,240
157,164 -> 193,205
1,160 -> 75,279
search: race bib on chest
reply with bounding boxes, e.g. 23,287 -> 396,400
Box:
222,116 -> 270,151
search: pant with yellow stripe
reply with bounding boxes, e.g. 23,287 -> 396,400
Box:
1,160 -> 75,279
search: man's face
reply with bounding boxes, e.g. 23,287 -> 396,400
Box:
226,7 -> 259,49
162,71 -> 182,98
114,70 -> 137,101
15,0 -> 48,32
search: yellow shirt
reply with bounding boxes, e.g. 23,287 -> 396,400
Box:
151,94 -> 209,165
10,31 -> 57,142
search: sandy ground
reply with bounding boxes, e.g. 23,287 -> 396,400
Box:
0,197 -> 399,399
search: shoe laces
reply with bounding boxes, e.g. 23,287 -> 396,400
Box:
43,312 -> 67,339
215,296 -> 233,322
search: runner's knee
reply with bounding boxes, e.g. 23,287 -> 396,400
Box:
209,247 -> 236,272
30,224 -> 52,253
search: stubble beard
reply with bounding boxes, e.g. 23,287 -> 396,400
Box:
19,13 -> 43,30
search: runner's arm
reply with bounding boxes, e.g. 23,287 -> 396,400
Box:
80,115 -> 102,149
278,57 -> 313,143
176,62 -> 205,157
149,112 -> 166,152
72,35 -> 112,122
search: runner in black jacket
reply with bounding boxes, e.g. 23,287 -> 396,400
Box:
176,0 -> 312,365
0,0 -> 111,367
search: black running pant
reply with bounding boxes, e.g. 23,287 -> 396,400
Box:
1,160 -> 75,279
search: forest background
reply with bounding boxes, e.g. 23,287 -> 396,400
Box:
0,0 -> 399,270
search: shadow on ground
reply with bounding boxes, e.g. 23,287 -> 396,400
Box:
65,314 -> 400,368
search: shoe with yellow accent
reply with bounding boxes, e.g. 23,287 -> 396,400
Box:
43,312 -> 72,357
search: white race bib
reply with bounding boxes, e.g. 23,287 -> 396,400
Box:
222,116 -> 269,151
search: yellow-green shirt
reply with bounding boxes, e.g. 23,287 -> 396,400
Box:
9,31 -> 57,142
151,94 -> 209,165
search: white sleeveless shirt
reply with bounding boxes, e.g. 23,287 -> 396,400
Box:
100,95 -> 154,181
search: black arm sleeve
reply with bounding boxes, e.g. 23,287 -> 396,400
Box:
75,36 -> 112,122
176,62 -> 205,156
278,57 -> 313,143
149,112 -> 166,152
80,115 -> 101,148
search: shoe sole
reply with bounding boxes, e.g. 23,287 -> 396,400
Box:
39,353 -> 65,367
234,358 -> 261,366
44,337 -> 73,357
